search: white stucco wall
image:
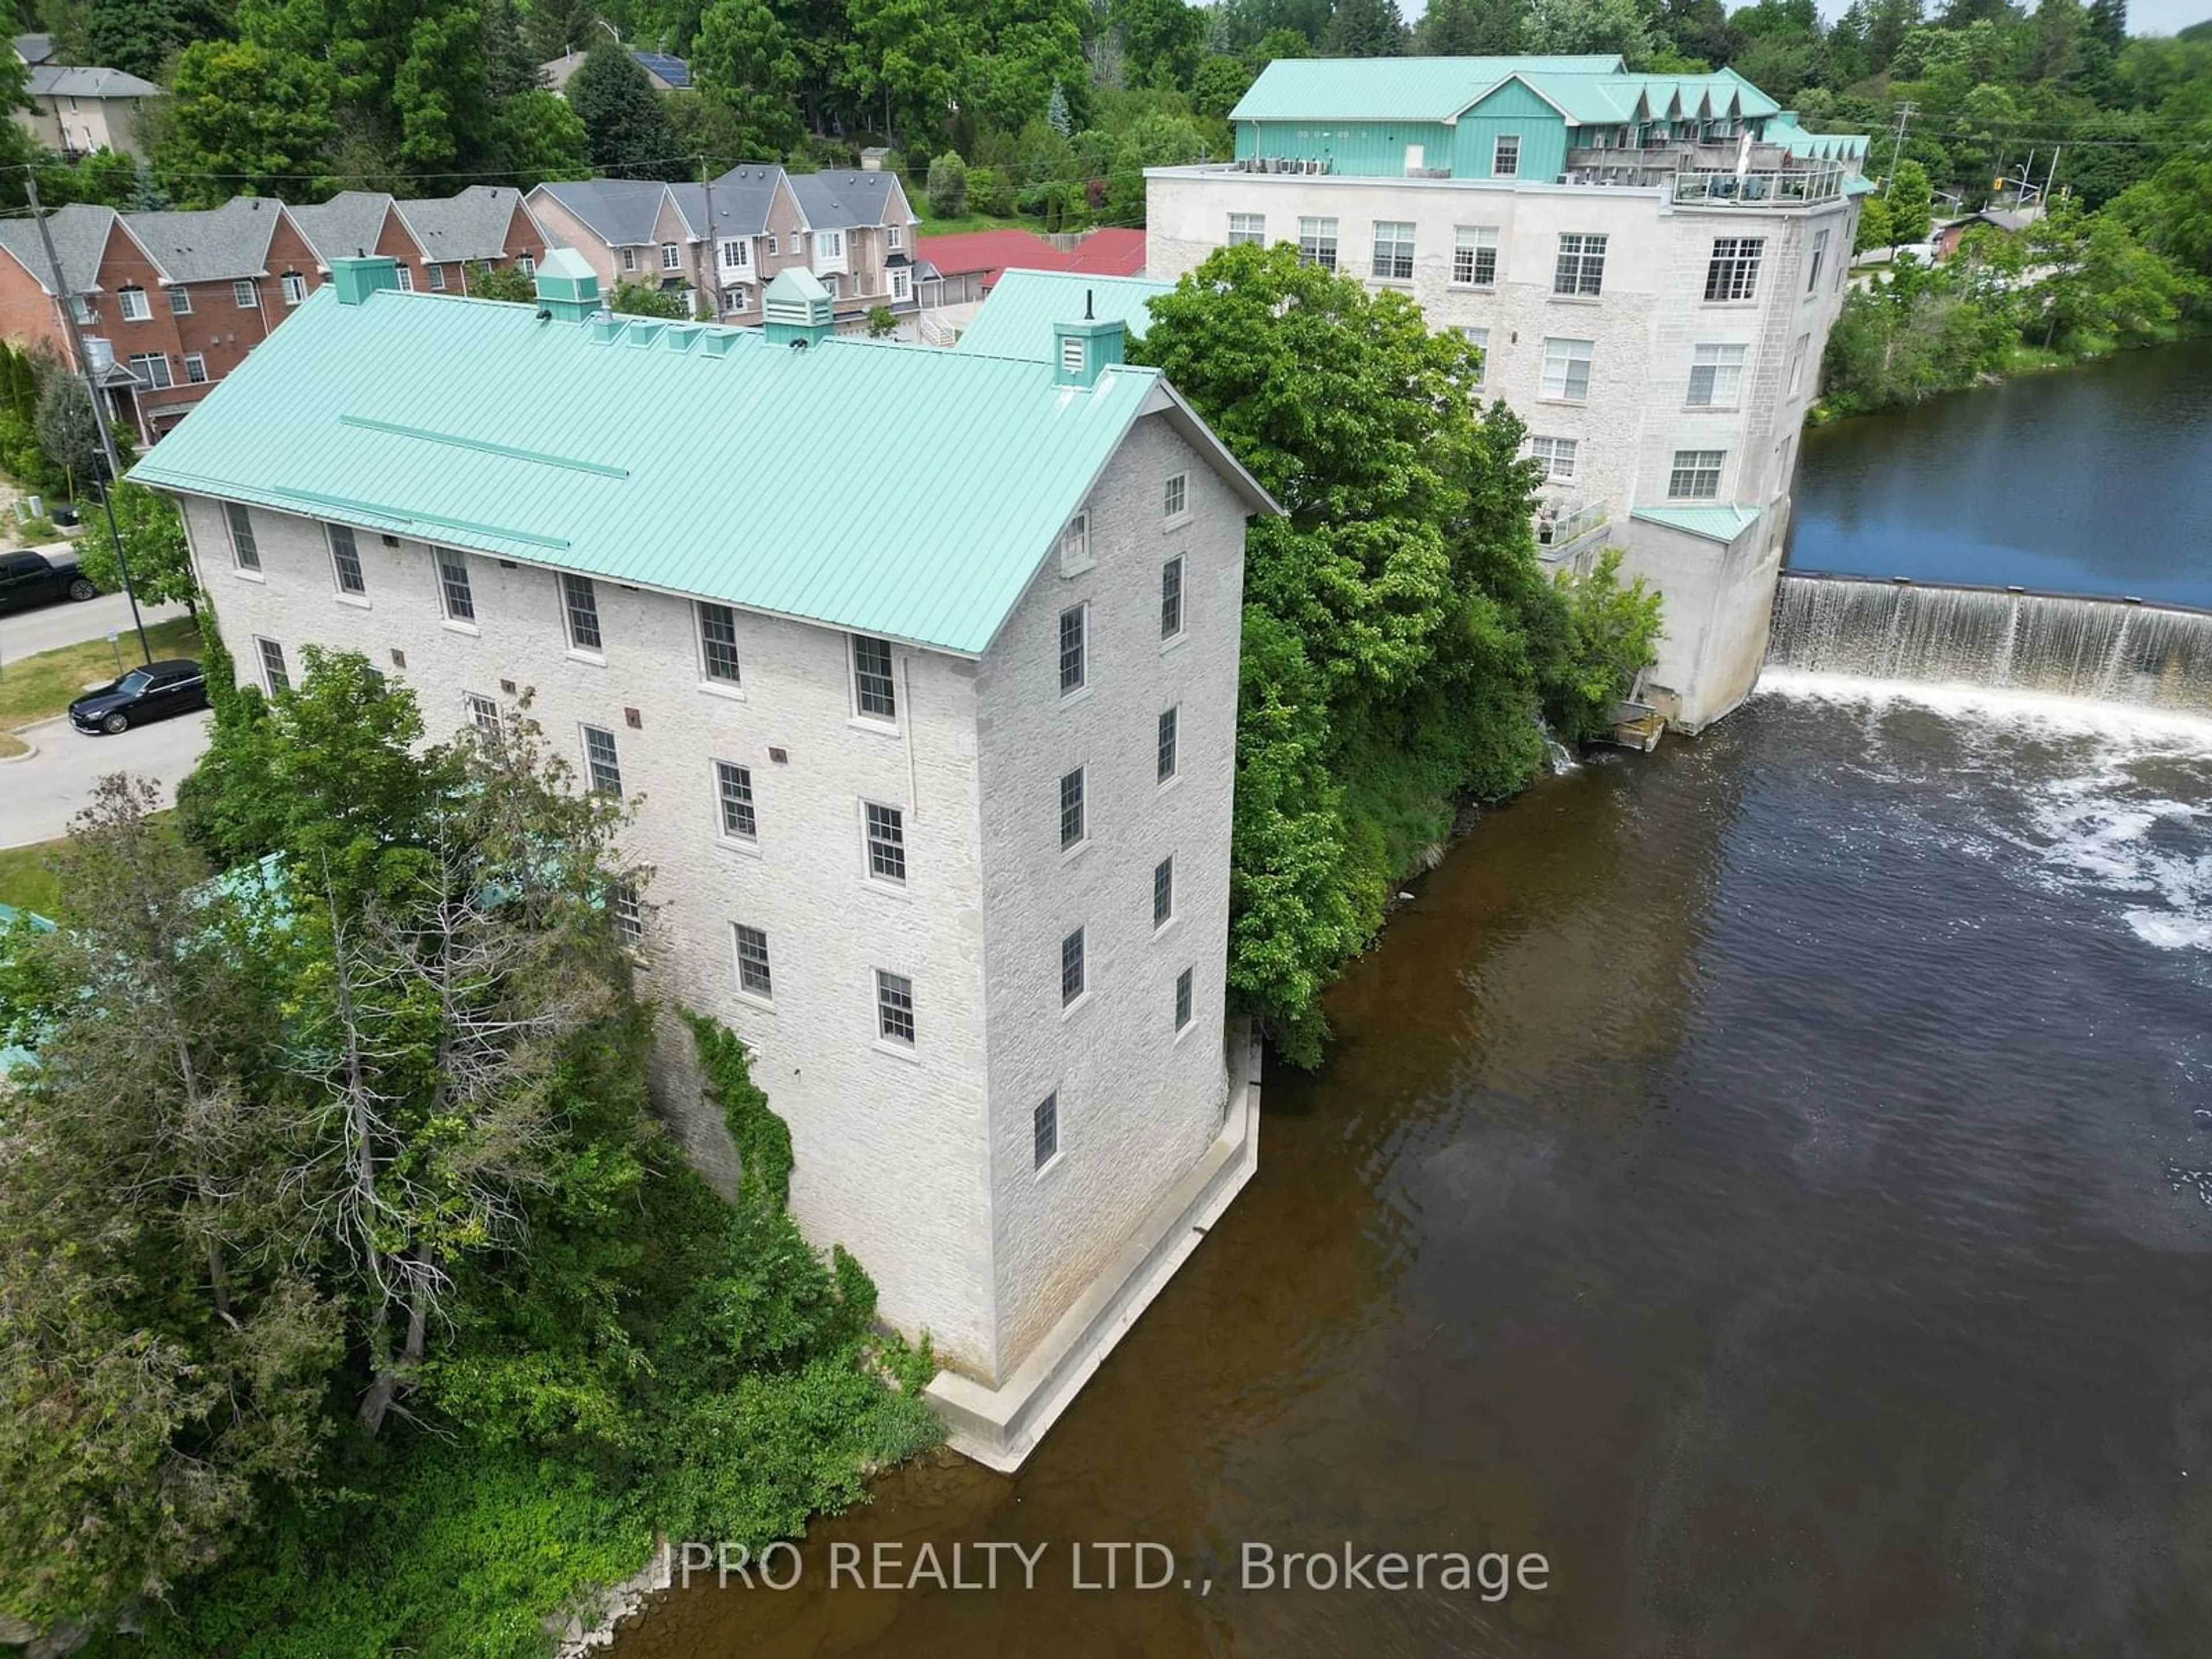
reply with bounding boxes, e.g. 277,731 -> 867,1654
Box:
972,408 -> 1247,1377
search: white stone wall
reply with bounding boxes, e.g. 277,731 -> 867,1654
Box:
178,494 -> 1003,1372
972,410 -> 1245,1376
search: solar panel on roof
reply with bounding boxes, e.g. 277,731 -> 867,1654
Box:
631,50 -> 691,87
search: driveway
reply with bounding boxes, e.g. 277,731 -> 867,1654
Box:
0,710 -> 214,849
0,592 -> 192,664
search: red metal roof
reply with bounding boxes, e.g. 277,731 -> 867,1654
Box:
1060,229 -> 1147,276
918,227 -> 1147,290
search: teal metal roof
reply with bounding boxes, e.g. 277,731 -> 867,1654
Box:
1231,55 -> 1627,123
130,285 -> 1271,656
956,270 -> 1172,363
1631,503 -> 1764,543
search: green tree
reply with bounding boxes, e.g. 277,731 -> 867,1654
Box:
610,277 -> 692,316
31,371 -> 96,498
1113,0 -> 1208,87
147,40 -> 338,208
865,304 -> 898,334
1320,0 -> 1406,56
62,0 -> 224,82
32,150 -> 143,211
524,0 -> 604,59
490,86 -> 592,187
569,38 -> 688,179
466,260 -> 541,301
1522,0 -> 1656,63
1887,158 -> 1936,247
692,0 -> 806,158
1547,551 -> 1664,744
482,0 -> 543,97
1192,53 -> 1257,121
1107,109 -> 1202,221
1415,0 -> 1525,54
70,483 -> 198,615
1855,192 -> 1895,253
845,0 -> 969,150
927,148 -> 969,215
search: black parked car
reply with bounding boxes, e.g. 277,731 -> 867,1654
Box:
69,659 -> 208,735
0,548 -> 96,612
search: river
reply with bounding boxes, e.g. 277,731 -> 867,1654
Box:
616,355 -> 2212,1658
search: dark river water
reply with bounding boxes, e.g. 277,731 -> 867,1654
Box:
618,358 -> 2212,1658
1790,339 -> 2212,608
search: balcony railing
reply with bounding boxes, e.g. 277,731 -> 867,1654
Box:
1672,164 -> 1845,206
1536,500 -> 1608,551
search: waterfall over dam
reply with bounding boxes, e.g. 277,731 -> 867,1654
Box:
1766,574 -> 2212,711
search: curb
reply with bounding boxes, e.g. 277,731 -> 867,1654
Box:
0,730 -> 37,766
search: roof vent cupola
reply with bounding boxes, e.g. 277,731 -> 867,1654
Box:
762,266 -> 835,348
1052,290 -> 1127,389
533,247 -> 603,323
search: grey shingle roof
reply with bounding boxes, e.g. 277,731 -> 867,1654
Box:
124,198 -> 293,282
26,64 -> 162,99
532,179 -> 673,248
14,32 -> 54,65
675,166 -> 785,238
0,203 -> 122,294
288,191 -> 419,267
787,170 -> 911,231
397,186 -> 537,264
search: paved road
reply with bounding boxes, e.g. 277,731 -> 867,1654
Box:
0,591 -> 192,665
0,710 -> 214,848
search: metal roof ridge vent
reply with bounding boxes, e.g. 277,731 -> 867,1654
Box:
662,321 -> 703,351
624,319 -> 668,347
589,316 -> 624,344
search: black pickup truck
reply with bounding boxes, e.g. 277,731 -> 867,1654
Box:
0,548 -> 96,613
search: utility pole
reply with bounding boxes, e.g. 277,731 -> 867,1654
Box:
2045,146 -> 2063,206
1884,102 -> 1917,196
22,175 -> 152,666
699,154 -> 720,322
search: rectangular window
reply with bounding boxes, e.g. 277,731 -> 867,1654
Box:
1160,555 -> 1184,639
1687,342 -> 1747,407
1157,706 -> 1178,782
1540,338 -> 1593,402
890,268 -> 910,302
764,235 -> 778,256
1529,435 -> 1578,482
118,287 -> 149,321
661,242 -> 681,271
1788,332 -> 1810,396
256,637 -> 289,696
393,266 -> 412,293
1227,212 -> 1266,246
819,230 -> 843,259
853,635 -> 896,719
281,272 -> 307,305
183,353 -> 207,384
582,724 -> 622,795
1164,472 -> 1188,521
1705,236 -> 1764,302
1494,134 -> 1521,176
1554,233 -> 1607,296
888,225 -> 903,250
715,760 -> 756,839
697,602 -> 741,685
865,801 -> 906,882
611,882 -> 643,945
621,247 -> 638,272
127,353 -> 171,389
734,923 -> 772,997
876,970 -> 915,1044
1668,449 -> 1725,499
1807,226 -> 1830,293
1175,966 -> 1194,1031
1059,510 -> 1090,574
427,264 -> 447,291
1452,225 -> 1498,286
467,692 -> 501,738
225,501 -> 260,570
562,573 -> 601,651
438,551 -> 475,622
1060,766 -> 1085,850
1060,927 -> 1085,1006
1153,855 -> 1174,929
167,286 -> 191,315
69,296 -> 92,325
721,238 -> 747,268
517,254 -> 536,276
233,279 -> 257,308
1297,216 -> 1338,270
1370,221 -> 1414,282
327,523 -> 366,595
1459,325 -> 1490,387
1058,604 -> 1086,695
1033,1092 -> 1058,1169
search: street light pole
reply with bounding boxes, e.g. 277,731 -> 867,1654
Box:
22,175 -> 153,666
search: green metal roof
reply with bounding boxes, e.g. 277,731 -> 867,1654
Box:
956,270 -> 1172,363
1231,55 -> 1626,123
131,285 -> 1272,656
1630,503 -> 1764,543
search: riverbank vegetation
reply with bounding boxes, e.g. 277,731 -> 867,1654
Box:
1133,244 -> 1662,1065
0,656 -> 938,1656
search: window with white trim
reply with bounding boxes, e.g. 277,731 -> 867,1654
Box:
1175,966 -> 1194,1031
1158,706 -> 1178,782
697,602 -> 741,685
1370,221 -> 1414,281
853,635 -> 896,719
1494,134 -> 1521,176
1459,325 -> 1490,387
1668,449 -> 1725,499
167,286 -> 191,315
661,242 -> 681,271
721,238 -> 748,269
621,247 -> 638,272
1228,212 -> 1266,246
127,353 -> 172,389
118,286 -> 149,321
765,235 -> 778,255
327,523 -> 366,596
1160,555 -> 1184,639
226,502 -> 260,570
393,266 -> 414,292
562,573 -> 601,651
611,882 -> 643,945
183,353 -> 207,384
1788,332 -> 1810,396
256,637 -> 289,695
1153,855 -> 1174,929
427,264 -> 447,290
888,225 -> 903,250
466,693 -> 502,738
1060,766 -> 1085,850
1453,225 -> 1498,285
734,923 -> 773,997
1705,237 -> 1764,301
1687,343 -> 1747,407
865,801 -> 906,882
281,272 -> 307,305
1059,603 -> 1086,695
1554,233 -> 1607,296
517,254 -> 536,276
1806,226 -> 1830,293
1060,927 -> 1085,1006
582,725 -> 622,794
1540,338 -> 1593,402
890,267 -> 910,302
1059,510 -> 1090,574
819,230 -> 843,259
715,761 -> 756,840
1033,1092 -> 1058,1169
1298,216 -> 1338,270
438,551 -> 474,621
876,970 -> 915,1043
1164,472 -> 1187,522
68,296 -> 92,324
1529,435 -> 1578,482
233,278 -> 259,308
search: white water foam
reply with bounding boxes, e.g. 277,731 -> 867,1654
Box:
1754,668 -> 2212,744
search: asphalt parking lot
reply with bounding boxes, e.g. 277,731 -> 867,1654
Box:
0,709 -> 215,848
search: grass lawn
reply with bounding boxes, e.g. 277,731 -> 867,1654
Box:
0,836 -> 64,918
0,614 -> 202,729
910,207 -> 1036,237
0,729 -> 24,759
